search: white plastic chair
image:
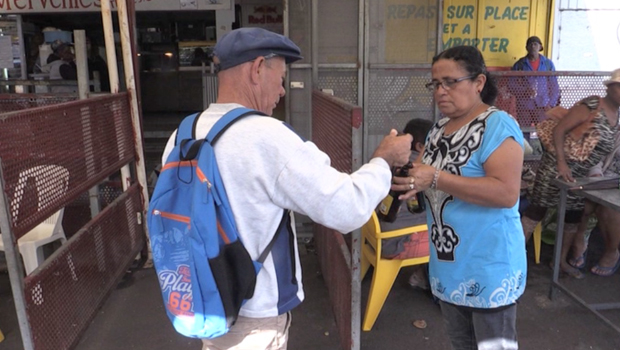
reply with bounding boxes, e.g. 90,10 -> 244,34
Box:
0,165 -> 69,274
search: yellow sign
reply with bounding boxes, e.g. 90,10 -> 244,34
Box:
384,0 -> 438,64
384,0 -> 551,67
443,0 -> 551,67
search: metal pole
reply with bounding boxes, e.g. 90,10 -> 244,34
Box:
16,15 -> 27,84
102,0 -> 131,193
362,0 -> 370,162
310,0 -> 319,142
101,0 -> 120,94
0,159 -> 34,350
355,0 -> 365,170
283,0 -> 291,125
549,0 -> 560,61
100,0 -> 132,195
125,0 -> 143,119
75,30 -> 103,220
202,62 -> 207,110
75,30 -> 108,270
75,30 -> 89,99
113,0 -> 135,193
311,0 -> 319,88
99,1 -> 135,267
349,1 -> 365,349
117,0 -> 152,258
433,0 -> 444,122
550,186 -> 567,300
436,0 -> 444,55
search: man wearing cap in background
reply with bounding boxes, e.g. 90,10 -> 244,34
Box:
160,27 -> 412,350
510,35 -> 560,125
44,40 -> 77,93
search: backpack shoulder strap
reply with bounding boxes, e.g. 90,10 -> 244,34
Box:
206,108 -> 266,145
198,107 -> 285,264
175,112 -> 201,146
257,210 -> 291,264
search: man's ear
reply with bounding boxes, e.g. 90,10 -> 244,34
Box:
414,141 -> 424,153
249,57 -> 264,84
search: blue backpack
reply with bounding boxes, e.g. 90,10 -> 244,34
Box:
147,108 -> 285,339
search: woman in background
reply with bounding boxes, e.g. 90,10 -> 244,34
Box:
522,69 -> 620,279
564,69 -> 620,277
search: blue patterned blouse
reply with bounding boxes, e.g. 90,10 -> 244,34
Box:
422,108 -> 527,308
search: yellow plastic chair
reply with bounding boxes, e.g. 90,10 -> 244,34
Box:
533,221 -> 542,264
360,212 -> 430,331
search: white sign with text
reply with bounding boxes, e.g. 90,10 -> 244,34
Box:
0,0 -> 231,13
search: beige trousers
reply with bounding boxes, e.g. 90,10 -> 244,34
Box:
201,312 -> 291,350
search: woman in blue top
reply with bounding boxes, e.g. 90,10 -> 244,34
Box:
395,46 -> 526,350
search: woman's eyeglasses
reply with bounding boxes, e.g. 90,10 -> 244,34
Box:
425,75 -> 474,92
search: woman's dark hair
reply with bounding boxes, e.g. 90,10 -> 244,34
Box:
432,45 -> 498,105
403,118 -> 434,150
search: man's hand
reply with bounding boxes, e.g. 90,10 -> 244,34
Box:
371,129 -> 412,168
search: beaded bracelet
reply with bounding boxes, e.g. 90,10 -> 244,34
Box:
431,167 -> 440,190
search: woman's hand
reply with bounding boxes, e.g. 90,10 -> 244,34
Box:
556,159 -> 575,182
390,163 -> 436,200
410,163 -> 435,191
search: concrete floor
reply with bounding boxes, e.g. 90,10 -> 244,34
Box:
358,237 -> 620,350
2,233 -> 620,350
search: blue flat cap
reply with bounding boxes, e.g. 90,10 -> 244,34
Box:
214,28 -> 302,71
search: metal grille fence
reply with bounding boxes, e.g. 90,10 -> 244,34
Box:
0,94 -> 134,240
367,68 -> 435,134
313,225 -> 353,350
365,68 -> 436,161
312,90 -> 361,350
24,184 -> 143,350
0,94 -> 78,113
0,92 -> 144,350
0,94 -> 134,238
317,71 -> 359,106
492,71 -> 610,128
312,90 -> 361,174
365,70 -> 611,161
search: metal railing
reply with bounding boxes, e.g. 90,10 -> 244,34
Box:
0,93 -> 145,350
312,90 -> 362,350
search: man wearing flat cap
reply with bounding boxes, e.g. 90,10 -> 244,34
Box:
42,40 -> 77,93
160,27 -> 412,350
510,35 -> 560,125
